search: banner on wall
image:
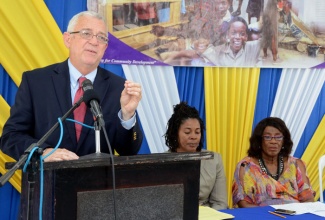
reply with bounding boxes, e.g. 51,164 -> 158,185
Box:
88,0 -> 325,68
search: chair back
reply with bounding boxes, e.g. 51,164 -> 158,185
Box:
319,155 -> 325,202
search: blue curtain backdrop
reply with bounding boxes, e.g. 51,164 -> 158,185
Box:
253,68 -> 282,128
0,67 -> 17,106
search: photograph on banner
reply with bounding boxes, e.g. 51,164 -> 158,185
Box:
88,0 -> 325,68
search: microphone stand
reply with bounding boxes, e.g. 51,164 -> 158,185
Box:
80,110 -> 117,220
0,97 -> 84,219
92,104 -> 105,154
94,121 -> 101,153
77,82 -> 117,219
81,114 -> 108,159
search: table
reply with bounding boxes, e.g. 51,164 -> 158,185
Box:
220,206 -> 324,220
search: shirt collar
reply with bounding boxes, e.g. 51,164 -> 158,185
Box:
222,43 -> 245,57
68,59 -> 97,88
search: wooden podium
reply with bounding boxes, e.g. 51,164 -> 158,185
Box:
18,152 -> 213,220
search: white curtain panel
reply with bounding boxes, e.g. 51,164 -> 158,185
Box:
122,65 -> 180,153
271,68 -> 325,154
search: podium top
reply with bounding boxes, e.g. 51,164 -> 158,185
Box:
48,151 -> 214,170
6,151 -> 214,170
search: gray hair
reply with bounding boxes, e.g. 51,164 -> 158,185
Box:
67,11 -> 107,32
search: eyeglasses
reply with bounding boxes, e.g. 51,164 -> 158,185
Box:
262,136 -> 284,141
69,29 -> 108,44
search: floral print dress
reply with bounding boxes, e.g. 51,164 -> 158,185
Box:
232,156 -> 315,207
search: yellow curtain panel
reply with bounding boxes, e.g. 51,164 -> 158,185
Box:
0,0 -> 69,192
0,0 -> 68,86
0,96 -> 21,192
301,115 -> 325,200
204,67 -> 260,207
0,96 -> 10,136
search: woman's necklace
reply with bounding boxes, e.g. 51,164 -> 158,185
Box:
258,155 -> 284,181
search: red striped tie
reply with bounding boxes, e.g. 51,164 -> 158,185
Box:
74,77 -> 87,141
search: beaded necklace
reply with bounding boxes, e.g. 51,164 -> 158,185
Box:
258,155 -> 284,181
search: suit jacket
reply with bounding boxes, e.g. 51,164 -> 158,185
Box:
0,60 -> 143,160
200,151 -> 228,210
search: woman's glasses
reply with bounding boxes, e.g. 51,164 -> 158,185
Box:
262,136 -> 284,141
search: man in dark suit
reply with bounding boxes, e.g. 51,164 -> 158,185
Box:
0,11 -> 143,162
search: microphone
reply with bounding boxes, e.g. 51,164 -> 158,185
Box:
82,79 -> 105,126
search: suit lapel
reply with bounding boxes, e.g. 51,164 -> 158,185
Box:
93,67 -> 110,102
51,60 -> 78,148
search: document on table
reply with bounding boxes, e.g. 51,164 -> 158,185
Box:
199,206 -> 234,220
271,202 -> 325,217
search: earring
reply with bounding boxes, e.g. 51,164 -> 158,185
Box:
282,146 -> 284,149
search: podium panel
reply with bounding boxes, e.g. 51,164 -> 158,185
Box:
18,152 -> 213,220
77,184 -> 184,219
